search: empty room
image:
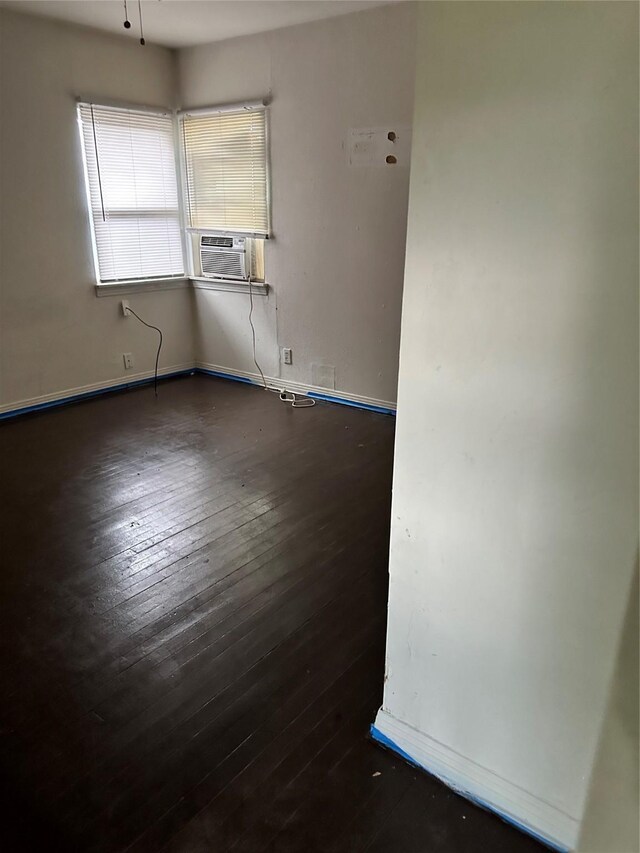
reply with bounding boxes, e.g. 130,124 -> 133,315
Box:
0,1 -> 637,852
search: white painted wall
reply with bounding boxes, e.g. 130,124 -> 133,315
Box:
0,4 -> 414,413
178,3 -> 417,407
376,2 -> 639,850
578,563 -> 639,853
0,9 -> 194,411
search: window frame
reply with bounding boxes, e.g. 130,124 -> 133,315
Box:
177,101 -> 271,286
78,98 -> 271,292
177,100 -> 271,243
77,100 -> 186,288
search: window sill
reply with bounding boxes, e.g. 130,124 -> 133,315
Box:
95,278 -> 190,297
190,277 -> 269,295
94,277 -> 269,298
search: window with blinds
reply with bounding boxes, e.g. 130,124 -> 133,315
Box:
181,107 -> 269,238
78,104 -> 184,283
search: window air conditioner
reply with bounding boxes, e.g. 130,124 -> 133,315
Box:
200,235 -> 249,281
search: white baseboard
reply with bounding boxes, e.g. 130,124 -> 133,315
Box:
0,361 -> 396,419
195,361 -> 396,414
372,708 -> 578,852
0,363 -> 195,417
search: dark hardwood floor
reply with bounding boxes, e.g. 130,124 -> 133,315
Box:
0,375 -> 544,852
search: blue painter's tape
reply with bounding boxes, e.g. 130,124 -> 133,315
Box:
369,725 -> 569,853
0,370 -> 194,422
370,725 -> 423,769
307,391 -> 396,416
0,368 -> 396,422
194,369 -> 397,416
195,367 -> 258,387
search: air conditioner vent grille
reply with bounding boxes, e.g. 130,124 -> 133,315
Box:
199,235 -> 248,280
201,235 -> 234,248
201,250 -> 245,279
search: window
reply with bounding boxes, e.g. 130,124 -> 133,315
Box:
78,101 -> 269,287
180,105 -> 269,238
78,104 -> 184,283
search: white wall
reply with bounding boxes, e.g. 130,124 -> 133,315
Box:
0,9 -> 194,411
178,3 -> 417,408
578,563 -> 639,853
0,4 -> 415,413
376,2 -> 639,850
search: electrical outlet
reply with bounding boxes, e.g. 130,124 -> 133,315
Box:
121,300 -> 130,317
282,347 -> 293,365
123,353 -> 134,370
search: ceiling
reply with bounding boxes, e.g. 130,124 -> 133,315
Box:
1,0 -> 395,49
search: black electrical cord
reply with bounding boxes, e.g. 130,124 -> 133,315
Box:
248,277 -> 268,389
247,278 -> 314,409
125,307 -> 163,397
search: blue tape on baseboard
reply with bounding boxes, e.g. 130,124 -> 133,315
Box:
369,725 -> 569,853
195,369 -> 396,415
194,367 -> 258,386
0,370 -> 194,421
307,390 -> 396,416
369,724 -> 423,769
0,368 -> 396,422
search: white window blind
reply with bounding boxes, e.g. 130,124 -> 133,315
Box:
78,104 -> 184,282
181,107 -> 269,238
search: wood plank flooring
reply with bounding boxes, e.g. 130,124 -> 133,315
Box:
0,376 -> 544,852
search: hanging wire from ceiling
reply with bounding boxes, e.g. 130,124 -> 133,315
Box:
138,0 -> 146,45
123,0 -> 145,46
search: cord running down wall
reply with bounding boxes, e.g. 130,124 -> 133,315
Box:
125,306 -> 163,397
248,278 -> 314,409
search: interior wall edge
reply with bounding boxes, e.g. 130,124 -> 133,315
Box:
372,708 -> 578,853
